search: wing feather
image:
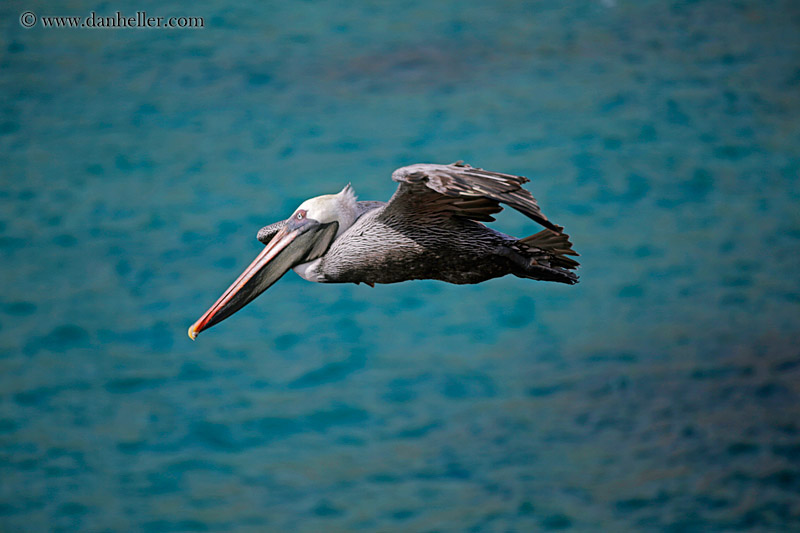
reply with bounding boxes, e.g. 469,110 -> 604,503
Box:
386,161 -> 562,231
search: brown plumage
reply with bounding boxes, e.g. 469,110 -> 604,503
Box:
189,162 -> 579,339
287,162 -> 579,286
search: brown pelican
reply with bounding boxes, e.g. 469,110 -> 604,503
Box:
188,162 -> 579,339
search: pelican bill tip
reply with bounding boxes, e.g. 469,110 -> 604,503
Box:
188,324 -> 199,340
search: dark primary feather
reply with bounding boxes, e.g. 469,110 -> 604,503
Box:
389,161 -> 561,231
519,229 -> 580,270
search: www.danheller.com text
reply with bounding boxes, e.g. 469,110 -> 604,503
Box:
21,11 -> 204,29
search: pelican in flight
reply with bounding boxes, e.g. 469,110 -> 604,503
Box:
189,162 -> 579,339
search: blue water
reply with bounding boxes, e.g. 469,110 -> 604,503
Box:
2,0 -> 800,530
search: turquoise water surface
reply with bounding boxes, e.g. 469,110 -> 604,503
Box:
2,1 -> 800,531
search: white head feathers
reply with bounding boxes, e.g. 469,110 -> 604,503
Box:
296,184 -> 358,236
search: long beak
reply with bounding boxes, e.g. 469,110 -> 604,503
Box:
188,226 -> 298,339
188,222 -> 338,339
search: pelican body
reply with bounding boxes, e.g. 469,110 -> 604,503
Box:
189,162 -> 579,339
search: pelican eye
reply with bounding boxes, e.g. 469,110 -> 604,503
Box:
296,210 -> 306,220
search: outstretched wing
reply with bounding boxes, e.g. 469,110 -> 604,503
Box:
384,161 -> 562,231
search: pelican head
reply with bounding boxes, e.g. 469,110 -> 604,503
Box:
188,184 -> 357,339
